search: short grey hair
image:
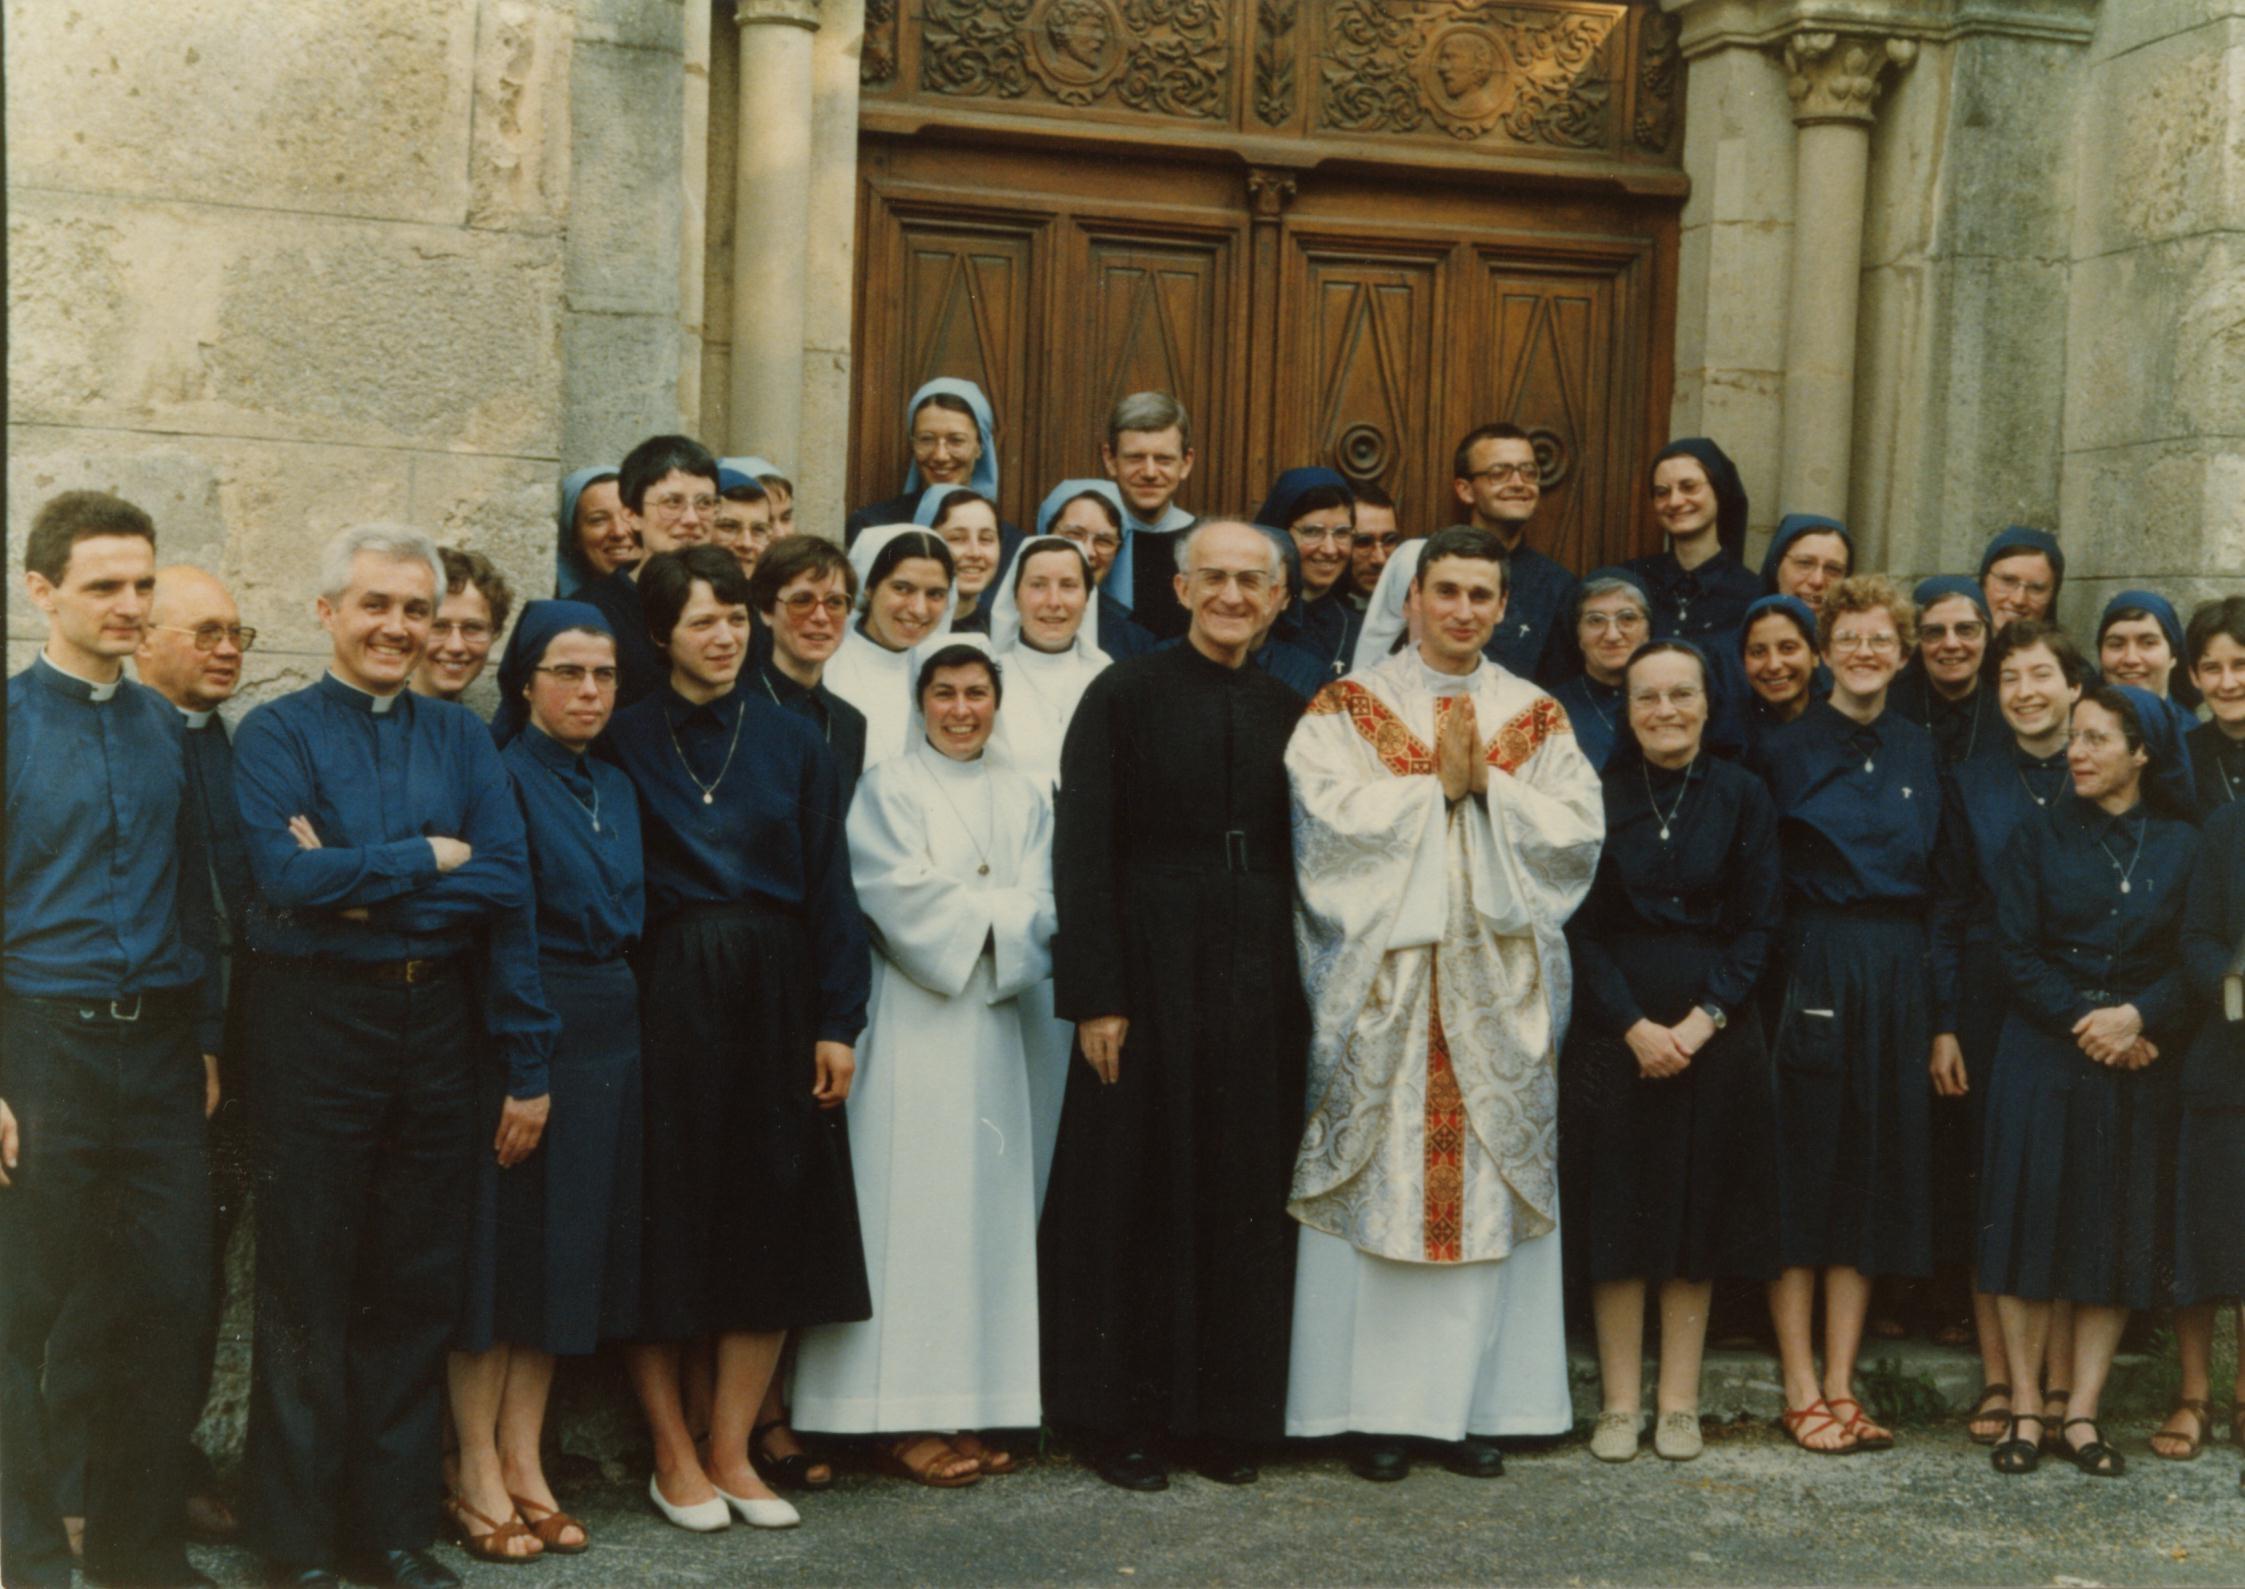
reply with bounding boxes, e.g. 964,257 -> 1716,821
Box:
1577,576 -> 1648,621
318,523 -> 446,603
1176,518 -> 1283,582
1107,390 -> 1193,450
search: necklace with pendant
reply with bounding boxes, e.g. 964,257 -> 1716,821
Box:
556,770 -> 602,832
927,760 -> 996,876
669,694 -> 745,806
761,667 -> 831,743
1642,758 -> 1692,843
2096,819 -> 2147,895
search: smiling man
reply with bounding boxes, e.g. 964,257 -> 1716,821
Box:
1098,391 -> 1198,640
231,523 -> 530,1589
1041,521 -> 1310,1493
1282,523 -> 1603,1483
3,493 -> 220,1589
1449,423 -> 1581,688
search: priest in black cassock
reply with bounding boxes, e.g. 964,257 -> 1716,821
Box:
1040,520 -> 1309,1493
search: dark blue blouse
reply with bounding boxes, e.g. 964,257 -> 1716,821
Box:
1286,588 -> 1364,682
1551,673 -> 1624,772
602,683 -> 869,1044
5,658 -> 217,1048
1568,754 -> 1782,1031
1624,547 -> 1762,656
233,673 -> 529,964
578,567 -> 669,710
1888,665 -> 2005,769
2180,800 -> 2245,1106
752,657 -> 869,809
482,728 -> 644,1096
1757,699 -> 1968,1028
2188,719 -> 2245,820
1995,795 -> 2196,1040
1951,740 -> 2072,946
1483,544 -> 1581,689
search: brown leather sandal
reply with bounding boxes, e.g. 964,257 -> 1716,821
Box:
1826,1397 -> 1895,1452
2151,1397 -> 2211,1461
446,1495 -> 542,1564
882,1434 -> 982,1488
1780,1399 -> 1859,1455
509,1493 -> 589,1554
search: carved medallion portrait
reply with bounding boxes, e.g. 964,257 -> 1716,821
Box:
1423,27 -> 1508,136
1026,0 -> 1127,98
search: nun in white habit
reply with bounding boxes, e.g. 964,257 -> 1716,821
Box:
986,535 -> 1110,1206
792,634 -> 1056,1478
1349,537 -> 1425,675
821,523 -> 959,776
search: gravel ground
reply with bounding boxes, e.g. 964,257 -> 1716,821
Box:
182,1416 -> 2245,1587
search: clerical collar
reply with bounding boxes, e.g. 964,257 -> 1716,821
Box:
36,650 -> 123,702
1125,502 -> 1193,536
320,671 -> 403,714
178,705 -> 215,729
1416,655 -> 1484,695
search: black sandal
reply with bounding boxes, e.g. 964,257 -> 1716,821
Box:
2062,1417 -> 2125,1478
2039,1388 -> 2072,1455
751,1418 -> 834,1492
1966,1382 -> 2014,1446
1992,1413 -> 2043,1475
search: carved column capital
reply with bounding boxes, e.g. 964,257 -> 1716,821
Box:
1246,168 -> 1298,222
737,0 -> 821,32
1777,29 -> 1915,126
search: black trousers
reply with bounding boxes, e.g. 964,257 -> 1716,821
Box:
0,990 -> 212,1589
48,969 -> 253,1516
243,959 -> 475,1568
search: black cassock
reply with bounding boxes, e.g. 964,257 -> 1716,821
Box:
1040,641 -> 1308,1444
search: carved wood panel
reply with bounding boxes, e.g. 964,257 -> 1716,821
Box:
1274,245 -> 1445,526
915,0 -> 1233,120
1472,261 -> 1620,571
1076,235 -> 1234,489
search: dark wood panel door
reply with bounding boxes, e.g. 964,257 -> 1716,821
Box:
852,135 -> 1672,568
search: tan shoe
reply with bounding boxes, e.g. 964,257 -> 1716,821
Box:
1654,1410 -> 1704,1461
1590,1409 -> 1641,1462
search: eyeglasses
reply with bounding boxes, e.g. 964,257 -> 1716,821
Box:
1581,611 -> 1647,633
1468,462 -> 1539,485
534,664 -> 619,688
649,492 -> 717,518
1187,569 -> 1277,597
779,592 -> 851,618
1628,686 -> 1705,708
1058,528 -> 1123,554
2067,728 -> 2124,751
910,432 -> 978,455
1921,620 -> 1986,643
1352,532 -> 1405,553
154,622 -> 258,652
1290,524 -> 1352,548
1987,571 -> 2052,600
1830,633 -> 1901,655
430,620 -> 494,643
1781,552 -> 1848,580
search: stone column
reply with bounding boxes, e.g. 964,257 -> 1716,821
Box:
730,0 -> 821,466
1775,29 -> 1914,517
797,0 -> 865,542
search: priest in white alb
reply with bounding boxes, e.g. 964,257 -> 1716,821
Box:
1284,524 -> 1604,1482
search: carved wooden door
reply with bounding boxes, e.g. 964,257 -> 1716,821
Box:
852,138 -> 1670,570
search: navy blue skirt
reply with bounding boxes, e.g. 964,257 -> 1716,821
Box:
636,903 -> 870,1339
461,957 -> 643,1356
1929,933 -> 2005,1270
1976,1010 -> 2178,1309
1769,905 -> 1934,1277
2173,1108 -> 2245,1305
1559,927 -> 1780,1285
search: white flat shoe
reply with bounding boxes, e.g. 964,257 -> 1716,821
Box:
712,1482 -> 800,1529
1589,1409 -> 1642,1463
648,1472 -> 731,1532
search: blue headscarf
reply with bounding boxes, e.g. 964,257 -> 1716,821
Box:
555,465 -> 620,597
720,454 -> 786,482
1650,437 -> 1749,560
2100,588 -> 2201,709
913,482 -> 978,527
1579,563 -> 1652,618
2106,682 -> 2199,823
1253,467 -> 1353,533
490,599 -> 615,748
1977,526 -> 2065,605
1035,478 -> 1123,538
1912,574 -> 1990,622
1739,593 -> 1819,653
1761,512 -> 1851,592
902,378 -> 1000,498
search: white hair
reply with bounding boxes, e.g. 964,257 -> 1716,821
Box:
318,523 -> 445,603
1176,519 -> 1283,582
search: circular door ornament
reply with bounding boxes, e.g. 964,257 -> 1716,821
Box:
1528,427 -> 1571,489
1335,422 -> 1392,483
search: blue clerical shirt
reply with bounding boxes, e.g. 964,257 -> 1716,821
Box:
232,673 -> 529,961
6,655 -> 218,1049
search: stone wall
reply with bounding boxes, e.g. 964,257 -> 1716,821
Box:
5,0 -> 693,711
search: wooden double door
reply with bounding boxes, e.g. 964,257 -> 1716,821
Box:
850,135 -> 1676,572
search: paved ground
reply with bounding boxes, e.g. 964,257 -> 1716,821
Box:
185,1416 -> 2245,1587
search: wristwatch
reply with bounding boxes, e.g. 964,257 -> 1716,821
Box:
1699,1002 -> 1727,1031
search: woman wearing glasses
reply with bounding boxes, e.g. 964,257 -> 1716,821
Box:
1757,575 -> 1968,1454
446,602 -> 645,1561
412,547 -> 514,709
1552,569 -> 1654,772
1255,467 -> 1364,679
1563,641 -> 1781,1462
845,377 -> 1023,572
1977,686 -> 2198,1477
